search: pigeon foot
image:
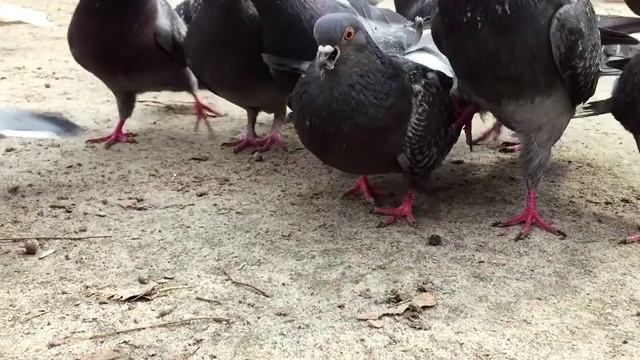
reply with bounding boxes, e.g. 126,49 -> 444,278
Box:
222,132 -> 266,154
492,190 -> 566,241
86,119 -> 136,149
343,176 -> 393,205
193,95 -> 223,135
623,233 -> 640,244
255,131 -> 285,153
372,190 -> 416,227
452,101 -> 479,151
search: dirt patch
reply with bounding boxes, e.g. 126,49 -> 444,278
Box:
1,1 -> 639,359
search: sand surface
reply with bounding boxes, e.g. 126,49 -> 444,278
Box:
1,0 -> 639,359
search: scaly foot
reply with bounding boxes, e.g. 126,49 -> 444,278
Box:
492,190 -> 566,241
86,119 -> 135,149
372,190 -> 416,227
193,95 -> 224,135
343,176 -> 393,205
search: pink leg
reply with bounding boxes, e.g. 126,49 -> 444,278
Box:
193,94 -> 224,134
86,118 -> 136,149
254,114 -> 286,153
473,121 -> 503,145
343,176 -> 393,204
624,233 -> 640,244
222,129 -> 265,154
492,190 -> 566,241
371,189 -> 416,228
452,101 -> 479,151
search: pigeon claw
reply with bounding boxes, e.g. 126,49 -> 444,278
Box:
343,176 -> 393,205
492,190 -> 566,241
222,135 -> 266,154
86,130 -> 136,149
372,190 -> 416,228
497,142 -> 521,153
255,132 -> 285,153
622,233 -> 640,244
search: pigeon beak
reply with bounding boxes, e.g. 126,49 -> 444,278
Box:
315,45 -> 340,70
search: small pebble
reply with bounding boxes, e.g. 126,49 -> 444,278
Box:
196,190 -> 208,197
7,185 -> 19,195
138,275 -> 150,284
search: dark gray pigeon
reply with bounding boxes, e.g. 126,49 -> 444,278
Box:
174,0 -> 201,25
67,0 -> 223,148
291,12 -> 464,227
626,0 -> 640,16
184,0 -> 289,153
0,109 -> 83,139
458,14 -> 640,152
432,0 -> 602,240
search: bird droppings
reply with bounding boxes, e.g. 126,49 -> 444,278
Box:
23,239 -> 39,255
428,234 -> 443,246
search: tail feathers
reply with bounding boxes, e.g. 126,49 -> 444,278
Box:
575,98 -> 613,119
598,15 -> 640,36
0,109 -> 83,139
605,57 -> 632,71
599,27 -> 640,46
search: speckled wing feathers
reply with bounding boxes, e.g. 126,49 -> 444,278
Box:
397,61 -> 457,182
154,0 -> 188,63
550,0 -> 601,107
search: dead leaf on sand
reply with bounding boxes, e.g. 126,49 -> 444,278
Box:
357,292 -> 438,324
86,283 -> 159,303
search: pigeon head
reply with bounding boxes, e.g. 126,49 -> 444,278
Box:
313,13 -> 371,71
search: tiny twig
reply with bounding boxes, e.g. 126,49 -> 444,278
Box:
0,235 -> 111,243
221,267 -> 270,298
22,310 -> 48,323
160,203 -> 195,210
79,317 -> 230,340
157,285 -> 191,293
195,296 -> 220,304
184,346 -> 201,359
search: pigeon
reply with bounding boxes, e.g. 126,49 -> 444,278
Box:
576,53 -> 640,244
174,0 -> 201,26
67,0 -> 223,148
626,0 -> 640,16
0,2 -> 54,27
184,0 -> 294,153
291,11 -> 464,227
464,14 -> 640,152
394,0 -> 435,21
431,0 -> 602,240
0,109 -> 83,139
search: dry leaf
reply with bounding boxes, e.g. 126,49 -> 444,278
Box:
411,292 -> 437,308
80,347 -> 129,360
86,283 -> 158,303
366,319 -> 384,328
357,302 -> 410,320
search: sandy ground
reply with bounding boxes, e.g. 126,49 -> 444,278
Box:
1,0 -> 639,359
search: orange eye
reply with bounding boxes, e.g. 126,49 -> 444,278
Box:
343,27 -> 355,41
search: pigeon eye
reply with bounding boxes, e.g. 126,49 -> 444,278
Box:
343,27 -> 355,41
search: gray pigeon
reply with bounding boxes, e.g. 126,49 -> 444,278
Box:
291,12 -> 464,227
174,0 -> 201,25
0,109 -> 83,139
577,53 -> 640,244
432,0 -> 602,240
67,0 -> 223,148
184,0 -> 290,153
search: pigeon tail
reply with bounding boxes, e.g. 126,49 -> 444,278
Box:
575,98 -> 612,118
0,109 -> 83,139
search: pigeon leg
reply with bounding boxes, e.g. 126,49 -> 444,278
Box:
86,118 -> 136,149
372,189 -> 416,227
452,101 -> 479,150
87,92 -> 136,149
498,142 -> 522,153
624,233 -> 640,244
493,190 -> 565,240
473,121 -> 503,145
255,110 -> 286,152
222,108 -> 265,153
343,175 -> 393,204
193,94 -> 223,135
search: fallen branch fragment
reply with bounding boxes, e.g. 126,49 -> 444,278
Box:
0,235 -> 111,243
80,317 -> 230,340
221,267 -> 270,298
195,296 -> 220,304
